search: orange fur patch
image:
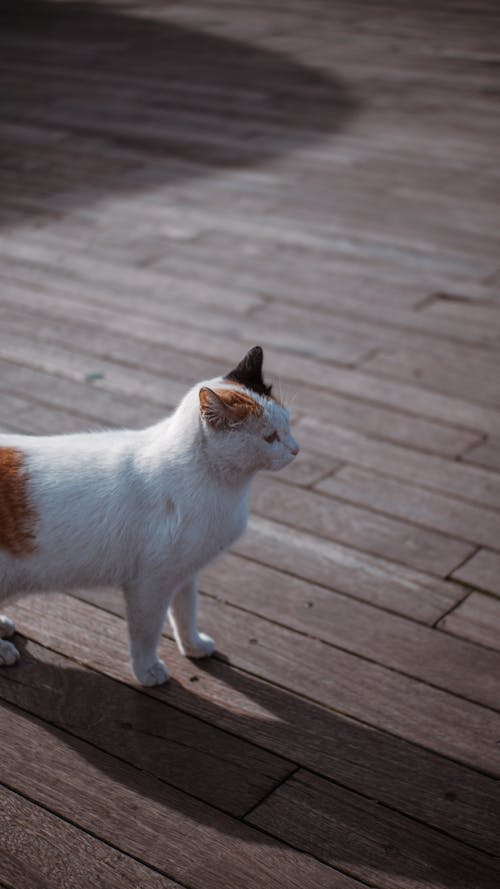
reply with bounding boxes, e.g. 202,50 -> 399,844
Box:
0,447 -> 36,556
214,388 -> 263,419
226,379 -> 280,405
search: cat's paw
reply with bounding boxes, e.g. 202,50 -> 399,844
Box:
134,659 -> 170,687
180,633 -> 216,659
0,616 -> 16,639
0,639 -> 20,666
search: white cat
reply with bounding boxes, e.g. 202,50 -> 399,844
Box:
0,347 -> 299,685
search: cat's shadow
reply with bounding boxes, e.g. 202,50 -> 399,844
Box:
1,0 -> 357,228
0,633 -> 495,887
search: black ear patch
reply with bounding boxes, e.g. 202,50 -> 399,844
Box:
225,346 -> 272,397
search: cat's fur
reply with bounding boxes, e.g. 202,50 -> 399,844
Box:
0,347 -> 299,685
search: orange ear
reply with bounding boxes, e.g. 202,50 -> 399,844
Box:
199,387 -> 262,429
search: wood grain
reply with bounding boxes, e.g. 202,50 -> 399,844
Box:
296,416 -> 500,510
251,476 -> 475,575
438,592 -> 500,653
0,638 -> 292,817
1,0 -> 500,879
9,593 -> 500,777
0,702 -> 355,889
452,549 -> 500,597
5,594 -> 500,856
0,784 -> 180,889
201,552 -> 500,709
247,770 -> 500,889
235,515 -> 463,623
316,464 -> 500,551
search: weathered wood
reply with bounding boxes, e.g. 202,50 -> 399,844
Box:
5,593 -> 500,855
0,783 -> 180,889
452,549 -> 500,598
363,345 -> 500,408
201,552 -> 500,709
0,357 -> 157,429
0,391 -> 92,436
438,593 -> 500,653
0,638 -> 293,817
463,436 -> 500,472
247,770 -> 500,889
0,290 -> 484,457
0,702 -> 354,889
235,515 -> 463,623
316,464 -> 500,551
0,330 -> 187,412
296,416 -> 500,510
6,274 -> 500,438
251,476 -> 475,575
2,0 -> 500,876
0,251 -> 370,366
9,593 -> 500,777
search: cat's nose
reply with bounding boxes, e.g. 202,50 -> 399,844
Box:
291,445 -> 300,456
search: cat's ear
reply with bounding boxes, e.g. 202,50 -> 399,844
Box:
199,387 -> 262,429
224,346 -> 272,397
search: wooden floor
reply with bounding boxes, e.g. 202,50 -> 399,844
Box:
1,1 -> 500,886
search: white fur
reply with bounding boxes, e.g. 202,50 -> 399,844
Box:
0,370 -> 298,684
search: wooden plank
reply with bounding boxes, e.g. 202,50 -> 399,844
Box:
252,297 -> 500,358
362,346 -> 500,407
9,592 -> 500,777
285,380 -> 480,457
0,230 -> 264,318
0,357 -> 158,429
295,416 -> 500,510
251,476 -> 475,575
0,330 -> 189,411
0,285 -> 485,457
270,451 -> 340,487
0,297 -> 483,458
5,272 -> 500,441
236,515 -> 463,624
463,436 -> 500,472
419,293 -> 500,330
6,596 -> 500,855
0,638 -> 292,817
0,392 -> 93,436
201,553 -> 500,709
452,549 -> 500,597
0,294 -> 222,387
247,770 -> 500,889
0,255 -> 371,367
315,464 -> 500,552
0,702 -> 353,889
438,593 -> 500,653
0,783 -> 179,889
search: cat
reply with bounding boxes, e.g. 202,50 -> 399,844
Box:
0,346 -> 299,685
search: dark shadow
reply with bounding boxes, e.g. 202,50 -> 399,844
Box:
0,632 -> 498,888
0,0 -> 356,227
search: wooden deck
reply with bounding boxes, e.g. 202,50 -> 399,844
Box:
1,0 -> 500,886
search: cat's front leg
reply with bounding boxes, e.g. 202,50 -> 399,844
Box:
168,575 -> 216,659
123,573 -> 172,686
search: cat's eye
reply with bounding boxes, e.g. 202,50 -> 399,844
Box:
264,431 -> 280,443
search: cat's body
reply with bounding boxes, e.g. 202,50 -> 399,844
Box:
0,347 -> 298,685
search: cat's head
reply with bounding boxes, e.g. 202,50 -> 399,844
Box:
199,346 -> 299,474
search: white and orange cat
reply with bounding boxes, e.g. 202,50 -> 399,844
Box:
0,347 -> 298,685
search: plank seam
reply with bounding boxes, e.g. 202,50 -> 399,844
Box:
15,600 -> 500,783
197,586 -> 500,715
